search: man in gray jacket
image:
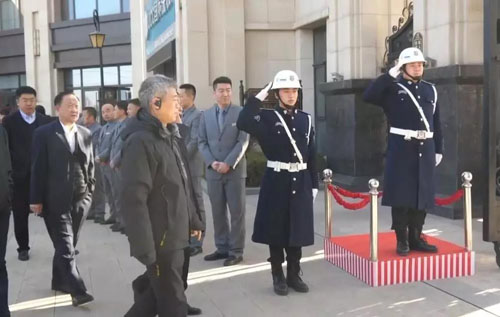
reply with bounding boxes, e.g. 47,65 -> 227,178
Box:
179,83 -> 206,257
82,107 -> 106,223
120,75 -> 203,317
95,102 -> 117,225
109,101 -> 128,233
198,76 -> 249,266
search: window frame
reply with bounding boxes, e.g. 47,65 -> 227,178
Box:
62,0 -> 129,21
0,0 -> 23,31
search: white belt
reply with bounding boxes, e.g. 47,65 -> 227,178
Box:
267,161 -> 307,172
389,127 -> 434,140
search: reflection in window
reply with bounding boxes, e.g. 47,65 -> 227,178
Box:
103,67 -> 119,86
74,0 -> 96,19
63,0 -> 129,21
0,74 -> 19,90
1,0 -> 21,31
82,68 -> 101,87
72,69 -> 81,88
98,0 -> 120,16
120,65 -> 132,85
122,0 -> 130,12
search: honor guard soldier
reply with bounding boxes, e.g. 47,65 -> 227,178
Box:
237,70 -> 318,296
363,47 -> 443,256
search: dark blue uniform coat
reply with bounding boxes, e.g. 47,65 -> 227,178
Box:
363,73 -> 443,210
237,96 -> 318,247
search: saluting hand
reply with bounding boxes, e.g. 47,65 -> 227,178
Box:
30,204 -> 43,215
255,82 -> 273,101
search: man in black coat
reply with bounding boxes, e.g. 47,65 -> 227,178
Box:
30,91 -> 95,307
120,75 -> 203,317
237,70 -> 318,296
363,47 -> 443,256
0,125 -> 12,317
3,86 -> 51,261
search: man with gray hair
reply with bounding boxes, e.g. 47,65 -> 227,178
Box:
120,75 -> 203,317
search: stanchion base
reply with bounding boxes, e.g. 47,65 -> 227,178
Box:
324,232 -> 475,287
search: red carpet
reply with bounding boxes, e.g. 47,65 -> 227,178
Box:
324,232 -> 475,287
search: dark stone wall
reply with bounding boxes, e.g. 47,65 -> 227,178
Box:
318,65 -> 484,219
425,65 -> 484,219
318,80 -> 387,191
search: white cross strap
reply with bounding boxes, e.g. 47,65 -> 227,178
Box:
397,83 -> 431,132
273,110 -> 304,164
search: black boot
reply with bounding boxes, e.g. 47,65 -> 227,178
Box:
395,229 -> 410,256
271,263 -> 288,296
409,227 -> 438,253
286,262 -> 309,293
493,242 -> 500,268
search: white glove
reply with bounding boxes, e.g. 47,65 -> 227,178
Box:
312,188 -> 318,202
435,153 -> 443,166
389,64 -> 400,78
255,82 -> 273,101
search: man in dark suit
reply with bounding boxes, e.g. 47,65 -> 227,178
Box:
0,125 -> 12,317
3,86 -> 51,261
30,91 -> 95,307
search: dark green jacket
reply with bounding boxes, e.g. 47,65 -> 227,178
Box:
0,125 -> 12,211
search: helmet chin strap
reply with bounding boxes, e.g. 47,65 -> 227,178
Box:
402,67 -> 422,82
277,93 -> 296,110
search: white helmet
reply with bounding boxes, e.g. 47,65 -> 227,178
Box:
394,47 -> 426,69
271,70 -> 302,90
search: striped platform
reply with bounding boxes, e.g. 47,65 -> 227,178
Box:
324,232 -> 475,287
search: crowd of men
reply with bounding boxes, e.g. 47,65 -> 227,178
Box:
0,47 -> 443,316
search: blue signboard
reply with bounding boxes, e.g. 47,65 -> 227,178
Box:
145,0 -> 176,58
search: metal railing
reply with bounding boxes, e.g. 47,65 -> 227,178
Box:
322,169 -> 474,261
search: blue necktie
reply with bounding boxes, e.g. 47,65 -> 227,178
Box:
218,108 -> 225,133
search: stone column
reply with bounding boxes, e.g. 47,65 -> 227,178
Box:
130,0 -> 147,97
22,0 -> 56,115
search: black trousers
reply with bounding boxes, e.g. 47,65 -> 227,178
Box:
44,200 -> 88,296
268,246 -> 302,264
0,210 -> 10,317
391,207 -> 426,230
12,177 -> 30,252
126,249 -> 187,317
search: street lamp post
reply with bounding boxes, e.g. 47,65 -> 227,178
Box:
89,10 -> 106,113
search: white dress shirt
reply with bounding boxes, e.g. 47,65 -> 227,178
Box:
60,121 -> 76,153
20,110 -> 36,124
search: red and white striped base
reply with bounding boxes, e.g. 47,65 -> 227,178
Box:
324,232 -> 475,287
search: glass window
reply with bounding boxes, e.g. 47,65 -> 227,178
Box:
0,75 -> 19,89
20,74 -> 26,86
84,90 -> 99,109
74,0 -> 96,19
1,0 -> 21,31
103,66 -> 118,86
122,0 -> 130,12
98,0 -> 120,16
82,68 -> 101,87
119,65 -> 132,85
72,69 -> 81,87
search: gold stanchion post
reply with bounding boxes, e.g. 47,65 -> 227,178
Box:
462,172 -> 473,251
369,179 -> 380,262
323,169 -> 333,239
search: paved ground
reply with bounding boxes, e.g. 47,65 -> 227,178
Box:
6,188 -> 500,317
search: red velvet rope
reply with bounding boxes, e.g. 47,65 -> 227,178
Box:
335,186 -> 383,199
327,184 -> 464,209
435,189 -> 464,206
328,184 -> 371,210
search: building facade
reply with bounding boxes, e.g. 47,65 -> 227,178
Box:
0,0 -> 485,218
